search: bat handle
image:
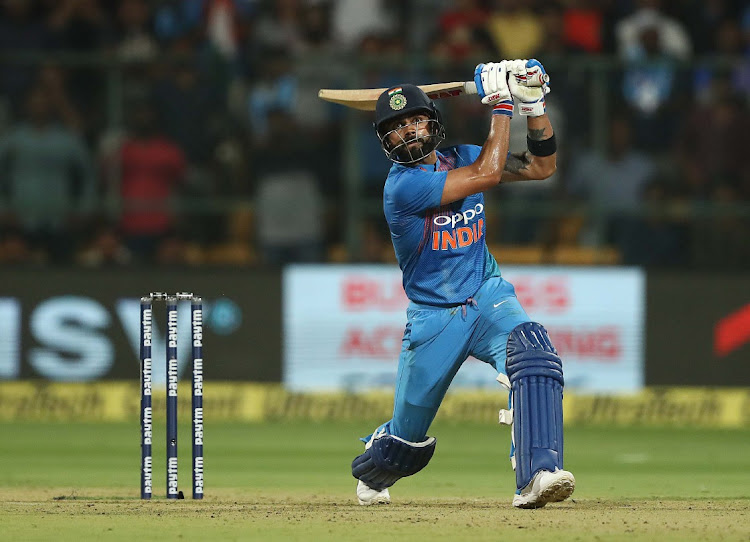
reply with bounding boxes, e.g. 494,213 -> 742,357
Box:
529,73 -> 550,87
462,75 -> 546,97
463,81 -> 478,96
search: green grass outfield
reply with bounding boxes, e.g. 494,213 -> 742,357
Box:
1,421 -> 749,541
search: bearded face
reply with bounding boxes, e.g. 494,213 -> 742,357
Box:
379,113 -> 445,164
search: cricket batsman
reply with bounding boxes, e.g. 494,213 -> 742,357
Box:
351,59 -> 575,508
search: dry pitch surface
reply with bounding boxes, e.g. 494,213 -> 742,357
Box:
3,491 -> 748,541
1,422 -> 749,541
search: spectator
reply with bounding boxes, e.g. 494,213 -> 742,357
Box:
566,114 -> 656,247
205,0 -> 241,61
615,0 -> 691,61
693,19 -> 750,100
351,35 -> 406,198
104,99 -> 186,261
0,0 -> 53,110
35,63 -> 84,134
246,46 -> 297,142
115,0 -> 159,61
252,0 -> 305,53
255,170 -> 324,265
209,120 -> 252,197
534,2 -> 578,57
560,0 -> 604,54
486,0 -> 543,59
680,0 -> 737,56
434,0 -> 493,62
615,0 -> 693,147
297,1 -> 334,54
0,84 -> 96,263
252,109 -> 324,265
153,58 -> 223,166
153,0 -> 205,43
331,0 -> 396,49
46,0 -> 111,51
45,0 -> 111,122
619,23 -> 689,151
288,3 -> 341,153
675,71 -> 748,199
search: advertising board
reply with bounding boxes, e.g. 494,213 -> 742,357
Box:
0,269 -> 281,383
283,265 -> 645,392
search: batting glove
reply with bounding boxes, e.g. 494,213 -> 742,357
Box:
474,61 -> 514,117
508,59 -> 550,117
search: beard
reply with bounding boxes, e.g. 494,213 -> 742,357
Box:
393,134 -> 435,163
380,118 -> 445,164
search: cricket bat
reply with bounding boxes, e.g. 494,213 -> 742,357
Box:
318,81 -> 478,111
318,70 -> 550,111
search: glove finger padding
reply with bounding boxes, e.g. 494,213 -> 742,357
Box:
525,59 -> 549,87
508,58 -> 548,117
508,75 -> 544,102
508,59 -> 528,83
475,61 -> 512,106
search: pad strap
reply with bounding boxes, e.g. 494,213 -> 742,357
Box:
506,322 -> 564,492
351,434 -> 436,490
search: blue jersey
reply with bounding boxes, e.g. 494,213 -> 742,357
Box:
383,145 -> 501,305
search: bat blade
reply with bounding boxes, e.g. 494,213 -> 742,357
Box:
318,81 -> 477,111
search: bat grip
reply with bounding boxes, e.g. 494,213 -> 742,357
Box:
464,72 -> 546,98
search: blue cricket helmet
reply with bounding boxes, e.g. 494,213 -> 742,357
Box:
374,84 -> 445,165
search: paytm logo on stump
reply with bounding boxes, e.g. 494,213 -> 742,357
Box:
430,203 -> 484,251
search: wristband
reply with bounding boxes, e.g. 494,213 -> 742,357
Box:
527,133 -> 556,156
492,100 -> 514,118
519,98 -> 546,117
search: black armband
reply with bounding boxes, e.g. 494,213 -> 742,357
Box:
527,134 -> 557,157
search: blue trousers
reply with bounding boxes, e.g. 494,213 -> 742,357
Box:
369,276 -> 530,442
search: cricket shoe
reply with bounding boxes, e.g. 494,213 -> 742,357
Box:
356,480 -> 391,506
512,468 -> 575,509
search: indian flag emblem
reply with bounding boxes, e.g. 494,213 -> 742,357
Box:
389,88 -> 406,110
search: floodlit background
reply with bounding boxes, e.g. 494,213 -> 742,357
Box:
0,0 -> 748,269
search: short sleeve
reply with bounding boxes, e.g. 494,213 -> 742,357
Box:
458,144 -> 482,164
387,168 -> 447,216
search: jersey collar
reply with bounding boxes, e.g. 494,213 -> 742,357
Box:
417,150 -> 444,172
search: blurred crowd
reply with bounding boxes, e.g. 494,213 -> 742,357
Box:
0,0 -> 748,268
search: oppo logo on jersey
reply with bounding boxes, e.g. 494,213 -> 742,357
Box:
431,203 -> 484,251
433,203 -> 484,228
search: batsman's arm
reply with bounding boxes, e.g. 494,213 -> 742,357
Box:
501,59 -> 556,182
440,62 -> 513,205
440,114 -> 511,205
500,114 -> 557,182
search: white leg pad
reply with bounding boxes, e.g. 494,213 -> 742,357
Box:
496,373 -> 511,390
497,373 -> 516,471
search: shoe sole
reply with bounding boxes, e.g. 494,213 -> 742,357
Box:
512,472 -> 575,509
357,496 -> 390,506
539,473 -> 575,504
